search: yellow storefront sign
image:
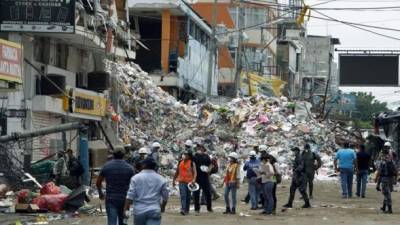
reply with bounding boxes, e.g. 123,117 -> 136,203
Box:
63,88 -> 107,117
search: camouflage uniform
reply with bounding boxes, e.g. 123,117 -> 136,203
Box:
285,152 -> 310,207
302,150 -> 322,198
377,155 -> 397,214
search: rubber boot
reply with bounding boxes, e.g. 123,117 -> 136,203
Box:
380,203 -> 386,212
386,205 -> 393,214
231,207 -> 236,214
223,207 -> 231,214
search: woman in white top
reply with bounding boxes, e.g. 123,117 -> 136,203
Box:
258,155 -> 275,215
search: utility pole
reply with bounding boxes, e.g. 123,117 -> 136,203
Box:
207,0 -> 218,98
321,52 -> 333,119
234,0 -> 245,96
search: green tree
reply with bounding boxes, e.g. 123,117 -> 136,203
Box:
350,92 -> 389,128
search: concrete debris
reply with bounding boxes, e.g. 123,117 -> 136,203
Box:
106,61 -> 345,180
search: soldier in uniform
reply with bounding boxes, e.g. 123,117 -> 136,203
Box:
375,147 -> 398,214
301,144 -> 322,199
283,147 -> 311,208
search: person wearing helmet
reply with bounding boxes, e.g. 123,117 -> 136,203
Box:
301,143 -> 322,199
150,142 -> 161,163
223,152 -> 240,214
243,151 -> 261,210
375,146 -> 398,214
184,140 -> 194,151
192,142 -> 213,213
173,151 -> 197,215
131,147 -> 149,173
283,147 -> 311,208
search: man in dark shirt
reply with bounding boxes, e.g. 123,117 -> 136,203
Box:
356,144 -> 371,198
96,148 -> 134,225
192,143 -> 213,213
301,144 -> 322,199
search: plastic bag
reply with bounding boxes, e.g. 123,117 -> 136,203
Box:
32,194 -> 68,212
40,182 -> 61,195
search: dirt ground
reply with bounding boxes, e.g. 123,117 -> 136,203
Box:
2,180 -> 400,225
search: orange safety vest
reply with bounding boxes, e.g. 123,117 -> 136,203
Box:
224,163 -> 239,184
177,160 -> 194,184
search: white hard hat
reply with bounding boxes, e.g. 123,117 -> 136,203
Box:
188,182 -> 200,192
269,152 -> 278,159
259,145 -> 268,152
384,142 -> 391,147
185,140 -> 193,147
249,151 -> 257,156
228,152 -> 239,159
138,147 -> 149,154
152,142 -> 161,148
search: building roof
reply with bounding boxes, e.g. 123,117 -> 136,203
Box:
192,3 -> 235,29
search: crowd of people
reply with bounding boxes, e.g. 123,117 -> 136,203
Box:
93,140 -> 398,225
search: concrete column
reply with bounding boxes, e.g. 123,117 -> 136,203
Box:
161,9 -> 171,73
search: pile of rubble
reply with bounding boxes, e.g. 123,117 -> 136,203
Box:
106,61 -> 340,182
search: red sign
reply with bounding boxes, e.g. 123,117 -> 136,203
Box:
0,38 -> 22,83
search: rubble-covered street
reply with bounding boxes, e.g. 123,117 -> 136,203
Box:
2,182 -> 400,225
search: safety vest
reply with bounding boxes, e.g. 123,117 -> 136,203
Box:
224,163 -> 239,184
178,160 -> 194,183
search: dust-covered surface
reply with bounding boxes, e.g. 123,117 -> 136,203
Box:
2,181 -> 399,225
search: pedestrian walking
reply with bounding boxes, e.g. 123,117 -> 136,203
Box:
283,147 -> 311,208
258,155 -> 275,215
301,144 -> 322,199
223,152 -> 240,214
53,151 -> 67,186
192,143 -> 213,213
124,157 -> 169,225
96,148 -> 134,225
356,144 -> 371,198
66,149 -> 84,189
375,147 -> 398,214
243,151 -> 260,210
268,152 -> 281,214
334,142 -> 357,198
173,150 -> 197,215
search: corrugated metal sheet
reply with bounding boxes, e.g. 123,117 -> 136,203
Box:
31,112 -> 63,162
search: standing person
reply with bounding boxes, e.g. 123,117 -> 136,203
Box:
269,152 -> 281,214
192,143 -> 213,213
258,155 -> 275,215
283,147 -> 311,208
53,151 -> 67,186
356,144 -> 371,198
124,157 -> 169,225
96,148 -> 134,225
301,144 -> 322,199
375,147 -> 398,214
223,152 -> 240,214
172,151 -> 197,215
334,142 -> 357,199
243,151 -> 260,210
132,147 -> 149,173
66,149 -> 84,189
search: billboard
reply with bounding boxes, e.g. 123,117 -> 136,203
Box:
0,0 -> 75,33
339,55 -> 399,86
0,39 -> 23,84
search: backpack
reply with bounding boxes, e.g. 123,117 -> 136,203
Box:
210,158 -> 219,174
380,159 -> 397,177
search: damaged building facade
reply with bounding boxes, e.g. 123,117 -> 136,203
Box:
0,0 -> 135,182
129,0 -> 218,101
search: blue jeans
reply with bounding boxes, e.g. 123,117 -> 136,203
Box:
224,182 -> 237,209
262,181 -> 274,214
248,177 -> 260,209
179,183 -> 191,213
105,198 -> 125,225
356,170 -> 368,197
340,168 -> 354,198
134,210 -> 161,225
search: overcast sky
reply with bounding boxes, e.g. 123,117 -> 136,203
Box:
304,0 -> 400,108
